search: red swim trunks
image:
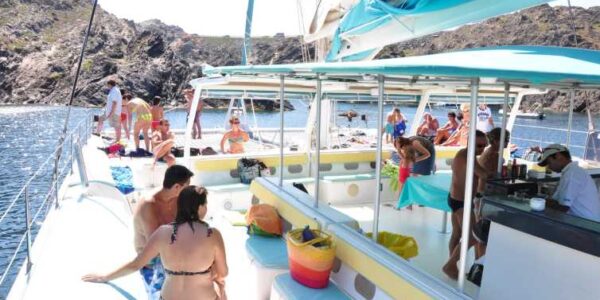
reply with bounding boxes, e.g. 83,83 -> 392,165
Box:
120,113 -> 127,122
151,120 -> 160,130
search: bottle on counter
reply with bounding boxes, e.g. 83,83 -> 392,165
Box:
506,160 -> 513,178
511,158 -> 518,179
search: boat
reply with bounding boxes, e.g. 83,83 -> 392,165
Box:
499,103 -> 545,120
4,1 -> 600,300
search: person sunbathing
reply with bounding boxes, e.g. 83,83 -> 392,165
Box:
152,119 -> 176,166
220,116 -> 249,154
434,112 -> 459,145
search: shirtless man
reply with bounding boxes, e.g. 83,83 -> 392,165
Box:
477,128 -> 510,193
151,119 -> 176,166
133,165 -> 194,296
417,113 -> 439,137
184,89 -> 203,139
442,130 -> 490,280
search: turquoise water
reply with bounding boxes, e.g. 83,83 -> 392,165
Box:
0,103 -> 594,295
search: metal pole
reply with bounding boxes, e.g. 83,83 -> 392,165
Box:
567,89 -> 575,147
24,186 -> 32,273
279,75 -> 285,186
497,82 -> 510,175
458,78 -> 480,291
371,75 -> 385,241
314,75 -> 323,208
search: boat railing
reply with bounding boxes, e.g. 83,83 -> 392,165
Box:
0,112 -> 94,291
510,123 -> 588,151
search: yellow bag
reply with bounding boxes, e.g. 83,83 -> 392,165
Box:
366,231 -> 418,259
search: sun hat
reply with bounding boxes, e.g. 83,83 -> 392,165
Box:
538,144 -> 569,166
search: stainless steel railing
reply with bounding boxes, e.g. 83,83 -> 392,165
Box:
0,112 -> 93,290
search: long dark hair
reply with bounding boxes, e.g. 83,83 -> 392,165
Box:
171,185 -> 208,244
394,136 -> 411,149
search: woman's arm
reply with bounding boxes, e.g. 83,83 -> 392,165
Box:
241,131 -> 250,142
212,229 -> 228,299
82,227 -> 164,283
412,141 -> 431,162
220,132 -> 229,153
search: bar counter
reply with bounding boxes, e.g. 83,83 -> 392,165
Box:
478,195 -> 600,300
482,195 -> 600,257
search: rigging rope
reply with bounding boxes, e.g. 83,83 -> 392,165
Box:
52,0 -> 98,203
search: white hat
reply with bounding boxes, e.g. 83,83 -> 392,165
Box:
538,144 -> 569,167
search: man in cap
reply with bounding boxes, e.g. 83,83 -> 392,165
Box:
539,144 -> 600,222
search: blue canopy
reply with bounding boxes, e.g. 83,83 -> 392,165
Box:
204,46 -> 600,89
325,0 -> 552,61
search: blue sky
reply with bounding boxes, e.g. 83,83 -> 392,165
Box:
98,0 -> 598,37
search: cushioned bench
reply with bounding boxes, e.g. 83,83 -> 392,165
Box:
245,236 -> 288,269
320,173 -> 395,205
205,183 -> 252,213
206,183 -> 249,193
270,273 -> 351,300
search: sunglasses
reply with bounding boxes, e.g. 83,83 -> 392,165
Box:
232,121 -> 240,124
476,143 -> 487,148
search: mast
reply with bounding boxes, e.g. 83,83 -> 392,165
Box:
241,0 -> 255,65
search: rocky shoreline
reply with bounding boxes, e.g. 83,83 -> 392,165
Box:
0,1 -> 599,113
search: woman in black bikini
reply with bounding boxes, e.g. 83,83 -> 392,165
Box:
83,186 -> 228,299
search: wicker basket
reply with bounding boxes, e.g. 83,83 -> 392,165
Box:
286,228 -> 336,289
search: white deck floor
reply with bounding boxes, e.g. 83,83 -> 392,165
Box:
333,202 -> 479,297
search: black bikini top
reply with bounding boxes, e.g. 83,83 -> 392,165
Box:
166,221 -> 213,276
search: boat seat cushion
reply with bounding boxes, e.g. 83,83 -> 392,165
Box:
206,183 -> 249,193
273,273 -> 351,300
284,177 -> 315,184
245,235 -> 289,269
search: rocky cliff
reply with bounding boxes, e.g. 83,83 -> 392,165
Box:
0,1 -> 599,112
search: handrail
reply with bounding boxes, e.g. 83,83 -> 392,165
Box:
512,123 -> 588,134
0,112 -> 93,288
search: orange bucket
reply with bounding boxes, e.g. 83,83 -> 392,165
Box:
286,228 -> 336,289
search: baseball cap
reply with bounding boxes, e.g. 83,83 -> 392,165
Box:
538,144 -> 569,167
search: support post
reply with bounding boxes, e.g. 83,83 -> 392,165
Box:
409,92 -> 430,136
314,75 -> 323,208
184,87 -> 202,169
497,82 -> 510,175
458,78 -> 480,291
567,89 -> 575,147
279,75 -> 285,186
371,75 -> 385,241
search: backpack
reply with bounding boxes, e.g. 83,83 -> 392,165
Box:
237,158 -> 267,184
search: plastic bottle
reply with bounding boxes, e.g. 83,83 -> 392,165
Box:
506,159 -> 513,178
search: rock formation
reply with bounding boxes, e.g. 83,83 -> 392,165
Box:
0,1 -> 599,113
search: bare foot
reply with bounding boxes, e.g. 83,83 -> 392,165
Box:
442,262 -> 459,280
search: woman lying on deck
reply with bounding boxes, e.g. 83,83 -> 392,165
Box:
83,186 -> 228,300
